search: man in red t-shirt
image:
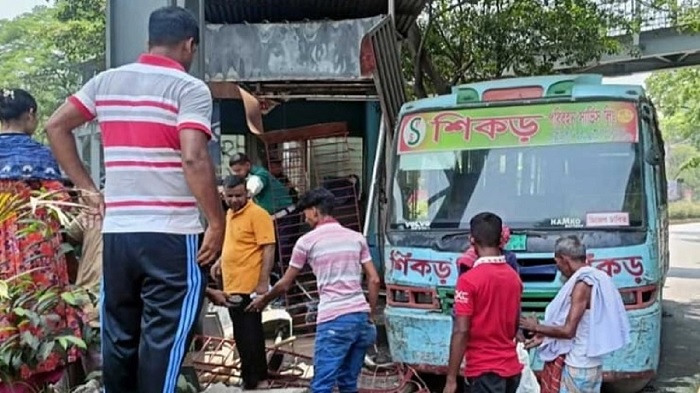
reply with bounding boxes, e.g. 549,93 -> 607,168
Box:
444,212 -> 523,393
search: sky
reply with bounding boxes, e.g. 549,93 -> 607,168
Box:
0,0 -> 49,20
604,72 -> 650,87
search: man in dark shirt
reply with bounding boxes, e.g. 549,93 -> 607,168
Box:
268,158 -> 299,203
445,212 -> 523,393
229,152 -> 292,214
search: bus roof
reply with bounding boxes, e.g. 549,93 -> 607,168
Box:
400,74 -> 648,115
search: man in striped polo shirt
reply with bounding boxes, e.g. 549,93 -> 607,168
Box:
46,6 -> 224,393
247,188 -> 382,393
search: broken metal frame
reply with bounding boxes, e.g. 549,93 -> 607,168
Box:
188,335 -> 430,392
189,335 -> 312,389
256,123 -> 363,336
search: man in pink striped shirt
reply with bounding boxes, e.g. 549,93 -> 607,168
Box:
45,6 -> 224,393
248,188 -> 381,393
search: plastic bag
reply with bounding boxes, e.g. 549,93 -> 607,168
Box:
516,342 -> 541,393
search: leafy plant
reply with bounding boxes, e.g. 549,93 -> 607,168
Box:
0,272 -> 94,383
0,187 -> 97,388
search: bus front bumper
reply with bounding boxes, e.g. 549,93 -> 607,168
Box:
384,302 -> 661,382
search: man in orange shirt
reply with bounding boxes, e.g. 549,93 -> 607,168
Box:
211,175 -> 276,389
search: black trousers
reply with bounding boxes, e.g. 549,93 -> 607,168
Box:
228,294 -> 268,389
466,373 -> 521,393
102,233 -> 207,393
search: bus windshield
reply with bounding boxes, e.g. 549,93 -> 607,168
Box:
390,143 -> 644,230
389,101 -> 644,230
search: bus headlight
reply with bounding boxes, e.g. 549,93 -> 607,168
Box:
387,285 -> 440,310
619,285 -> 658,310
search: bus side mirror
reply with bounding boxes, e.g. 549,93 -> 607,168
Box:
641,109 -> 662,166
645,147 -> 662,166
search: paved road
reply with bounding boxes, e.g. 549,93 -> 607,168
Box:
653,223 -> 700,393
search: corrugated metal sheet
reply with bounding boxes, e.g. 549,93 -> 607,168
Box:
204,17 -> 381,82
366,17 -> 407,133
227,82 -> 379,99
204,0 -> 427,36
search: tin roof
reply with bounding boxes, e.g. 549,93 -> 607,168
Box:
204,0 -> 427,36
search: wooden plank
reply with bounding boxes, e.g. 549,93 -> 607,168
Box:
208,82 -> 264,136
257,122 -> 349,145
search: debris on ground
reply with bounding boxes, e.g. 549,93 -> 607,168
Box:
69,379 -> 101,393
201,384 -> 308,393
189,335 -> 430,392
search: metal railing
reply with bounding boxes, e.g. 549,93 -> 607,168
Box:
602,0 -> 699,35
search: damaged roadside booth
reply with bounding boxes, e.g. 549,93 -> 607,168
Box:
78,0 -> 430,391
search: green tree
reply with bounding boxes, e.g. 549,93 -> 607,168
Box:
642,0 -> 699,179
646,67 -> 700,146
404,0 -> 633,98
0,7 -> 72,133
667,144 -> 700,183
646,66 -> 700,181
52,0 -> 107,71
0,0 -> 105,134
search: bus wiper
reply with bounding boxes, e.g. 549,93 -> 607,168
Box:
439,231 -> 470,241
440,229 -> 546,241
509,229 -> 547,238
439,228 -> 552,243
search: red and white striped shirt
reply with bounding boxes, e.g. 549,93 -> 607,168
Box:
69,54 -> 212,234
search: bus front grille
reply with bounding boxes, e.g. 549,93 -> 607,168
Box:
519,258 -> 558,283
435,287 -> 557,315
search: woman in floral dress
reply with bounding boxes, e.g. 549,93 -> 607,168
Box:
0,88 -> 84,384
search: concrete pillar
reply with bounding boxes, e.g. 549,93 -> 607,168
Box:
184,0 -> 206,79
106,0 -> 205,78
